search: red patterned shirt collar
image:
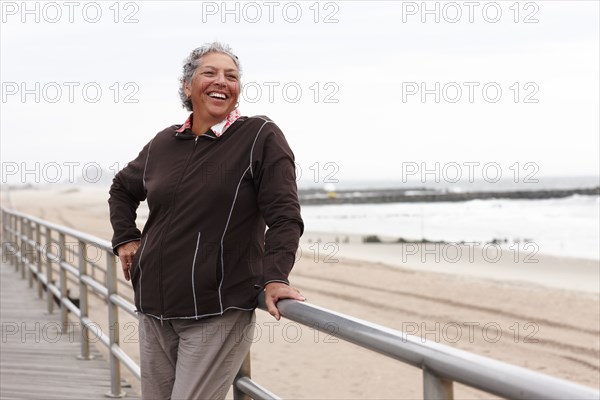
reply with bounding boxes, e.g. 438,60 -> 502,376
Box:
175,109 -> 241,137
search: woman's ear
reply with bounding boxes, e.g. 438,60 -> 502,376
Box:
183,80 -> 192,98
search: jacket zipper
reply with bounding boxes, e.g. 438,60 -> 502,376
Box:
156,136 -> 199,323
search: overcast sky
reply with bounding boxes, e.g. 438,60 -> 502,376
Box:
1,1 -> 598,187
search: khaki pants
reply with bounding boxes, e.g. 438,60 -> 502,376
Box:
138,310 -> 256,400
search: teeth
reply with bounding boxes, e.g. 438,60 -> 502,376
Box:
208,92 -> 226,99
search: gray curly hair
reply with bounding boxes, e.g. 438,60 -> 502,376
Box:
178,42 -> 242,112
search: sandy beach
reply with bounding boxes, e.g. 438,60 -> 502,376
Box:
1,187 -> 599,399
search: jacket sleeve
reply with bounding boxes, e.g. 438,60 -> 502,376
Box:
253,121 -> 304,286
108,140 -> 152,255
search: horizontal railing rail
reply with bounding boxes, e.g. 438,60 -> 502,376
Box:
1,206 -> 598,400
255,295 -> 600,400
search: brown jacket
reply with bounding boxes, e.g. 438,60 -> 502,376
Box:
108,116 -> 303,320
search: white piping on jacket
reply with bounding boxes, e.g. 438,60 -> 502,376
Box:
191,231 -> 201,319
141,305 -> 254,321
219,164 -> 251,313
142,138 -> 154,193
249,118 -> 271,178
136,236 -> 149,313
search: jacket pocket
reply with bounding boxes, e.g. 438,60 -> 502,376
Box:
130,236 -> 147,284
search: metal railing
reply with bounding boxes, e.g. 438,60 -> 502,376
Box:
1,206 -> 599,400
1,207 -> 140,397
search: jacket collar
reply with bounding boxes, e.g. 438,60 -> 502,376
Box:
175,109 -> 241,138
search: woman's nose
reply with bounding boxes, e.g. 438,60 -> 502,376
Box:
214,71 -> 226,85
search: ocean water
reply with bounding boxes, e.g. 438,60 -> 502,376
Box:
301,195 -> 600,261
298,175 -> 600,193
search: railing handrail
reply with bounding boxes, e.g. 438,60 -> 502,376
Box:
259,294 -> 599,400
1,206 -> 599,400
2,207 -> 113,252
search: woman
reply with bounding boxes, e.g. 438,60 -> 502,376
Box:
108,42 -> 305,399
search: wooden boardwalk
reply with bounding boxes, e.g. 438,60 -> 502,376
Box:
0,262 -> 140,399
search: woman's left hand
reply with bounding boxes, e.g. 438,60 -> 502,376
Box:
264,282 -> 305,320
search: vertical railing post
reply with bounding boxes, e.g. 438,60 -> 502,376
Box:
19,217 -> 25,277
105,251 -> 125,398
14,214 -> 19,268
14,215 -> 19,271
1,210 -> 5,254
12,214 -> 17,268
423,368 -> 454,400
1,210 -> 8,264
13,214 -> 18,268
0,210 -> 3,253
5,212 -> 11,267
3,211 -> 8,264
8,213 -> 15,267
27,220 -> 34,288
45,226 -> 54,314
233,353 -> 252,400
59,232 -> 69,332
36,222 -> 43,298
78,239 -> 92,360
0,210 -> 6,265
15,215 -> 21,272
3,211 -> 7,260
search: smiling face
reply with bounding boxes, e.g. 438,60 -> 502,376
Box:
184,52 -> 240,126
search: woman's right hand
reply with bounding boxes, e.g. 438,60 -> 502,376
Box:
117,240 -> 141,281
